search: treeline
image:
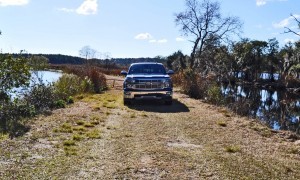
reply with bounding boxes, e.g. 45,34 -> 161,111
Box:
4,53 -> 166,67
167,39 -> 300,85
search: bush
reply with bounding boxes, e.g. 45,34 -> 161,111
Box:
0,99 -> 32,137
67,96 -> 74,104
206,83 -> 224,105
88,68 -> 107,93
178,69 -> 209,99
55,99 -> 66,108
54,74 -> 93,100
24,83 -> 58,113
60,66 -> 107,93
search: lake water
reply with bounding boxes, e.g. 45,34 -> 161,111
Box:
222,83 -> 300,134
30,70 -> 62,85
13,70 -> 62,96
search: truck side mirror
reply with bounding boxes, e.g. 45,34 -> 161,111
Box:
167,70 -> 174,75
121,70 -> 128,76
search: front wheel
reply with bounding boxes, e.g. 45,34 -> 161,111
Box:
124,98 -> 131,106
165,99 -> 173,105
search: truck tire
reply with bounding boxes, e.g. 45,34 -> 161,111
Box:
124,98 -> 131,105
165,99 -> 172,105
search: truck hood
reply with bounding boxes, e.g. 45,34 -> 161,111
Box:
126,74 -> 170,79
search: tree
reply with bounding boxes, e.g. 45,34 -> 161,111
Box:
79,45 -> 97,62
166,51 -> 187,71
233,39 -> 267,81
0,53 -> 31,100
29,55 -> 49,71
175,0 -> 242,69
266,38 -> 280,81
284,14 -> 300,37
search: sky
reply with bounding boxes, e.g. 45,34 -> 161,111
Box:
0,0 -> 299,58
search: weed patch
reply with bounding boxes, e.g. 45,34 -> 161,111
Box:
86,129 -> 102,139
225,145 -> 241,153
217,120 -> 227,127
63,140 -> 76,146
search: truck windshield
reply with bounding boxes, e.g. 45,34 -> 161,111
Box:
128,64 -> 166,75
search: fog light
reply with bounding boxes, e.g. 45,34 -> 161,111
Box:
166,92 -> 172,95
125,92 -> 131,95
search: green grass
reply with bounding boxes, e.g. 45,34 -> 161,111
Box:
58,123 -> 73,133
225,145 -> 241,153
72,134 -> 85,141
75,120 -> 85,126
72,126 -> 87,132
64,146 -> 78,156
217,120 -> 227,127
84,122 -> 95,128
0,133 -> 9,141
86,129 -> 102,139
63,140 -> 76,146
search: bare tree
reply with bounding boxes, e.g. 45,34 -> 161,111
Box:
79,45 -> 97,61
175,0 -> 242,69
284,14 -> 300,36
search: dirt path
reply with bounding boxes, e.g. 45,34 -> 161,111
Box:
1,82 -> 300,179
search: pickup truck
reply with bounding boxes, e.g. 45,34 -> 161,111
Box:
121,62 -> 174,105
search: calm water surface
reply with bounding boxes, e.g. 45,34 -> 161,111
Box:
222,83 -> 300,134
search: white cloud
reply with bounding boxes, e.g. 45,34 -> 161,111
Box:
284,38 -> 295,43
135,33 -> 153,40
273,17 -> 290,28
59,0 -> 98,15
256,0 -> 288,6
157,39 -> 168,43
256,0 -> 267,6
149,40 -> 157,43
176,37 -> 185,42
58,8 -> 74,13
273,14 -> 300,29
0,0 -> 29,6
135,33 -> 167,44
76,0 -> 98,15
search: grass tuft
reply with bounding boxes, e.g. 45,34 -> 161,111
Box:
63,140 -> 76,146
86,129 -> 102,139
84,122 -> 95,128
72,134 -> 84,141
217,120 -> 227,127
225,145 -> 241,153
58,123 -> 73,133
75,120 -> 85,126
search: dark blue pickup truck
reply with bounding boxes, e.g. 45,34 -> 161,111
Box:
121,62 -> 174,105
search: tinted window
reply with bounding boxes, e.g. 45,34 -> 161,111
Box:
128,64 -> 166,74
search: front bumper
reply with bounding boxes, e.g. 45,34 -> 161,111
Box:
124,90 -> 173,100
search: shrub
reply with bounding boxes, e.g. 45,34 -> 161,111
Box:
179,69 -> 209,99
55,74 -> 93,100
67,96 -> 74,104
55,99 -> 66,108
206,83 -> 224,105
62,65 -> 107,93
0,99 -> 32,137
24,83 -> 58,113
88,68 -> 107,93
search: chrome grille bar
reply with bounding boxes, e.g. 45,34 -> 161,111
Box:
133,79 -> 164,90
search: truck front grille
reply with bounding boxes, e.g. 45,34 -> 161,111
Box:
133,79 -> 164,90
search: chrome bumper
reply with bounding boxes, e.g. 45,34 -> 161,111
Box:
124,90 -> 172,100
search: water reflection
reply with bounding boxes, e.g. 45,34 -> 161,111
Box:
222,83 -> 300,134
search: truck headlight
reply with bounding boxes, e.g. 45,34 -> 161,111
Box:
125,78 -> 135,88
163,79 -> 171,88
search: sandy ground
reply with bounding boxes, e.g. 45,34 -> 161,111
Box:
0,76 -> 300,179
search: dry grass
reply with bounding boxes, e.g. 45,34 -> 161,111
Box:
0,89 -> 299,179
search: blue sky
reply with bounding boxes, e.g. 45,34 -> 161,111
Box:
0,0 -> 299,58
